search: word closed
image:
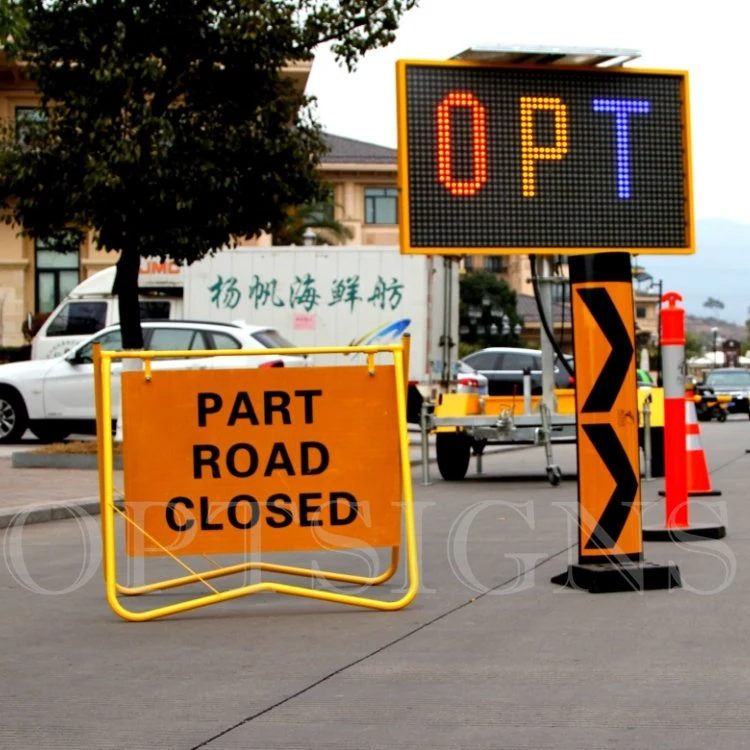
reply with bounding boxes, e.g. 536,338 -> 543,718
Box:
397,61 -> 693,254
121,366 -> 403,556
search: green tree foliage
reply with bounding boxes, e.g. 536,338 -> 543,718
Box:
272,201 -> 353,246
685,331 -> 703,360
0,0 -> 416,348
459,270 -> 522,350
703,297 -> 725,313
0,0 -> 26,48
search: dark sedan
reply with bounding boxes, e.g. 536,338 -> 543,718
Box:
461,347 -> 574,397
701,368 -> 750,417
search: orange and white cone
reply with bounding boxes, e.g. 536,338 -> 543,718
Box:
685,398 -> 722,497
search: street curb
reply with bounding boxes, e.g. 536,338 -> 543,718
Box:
11,453 -> 123,470
0,444 -> 536,528
0,497 -> 124,530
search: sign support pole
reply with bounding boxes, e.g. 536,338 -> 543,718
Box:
551,253 -> 680,593
537,255 -> 557,414
440,256 -> 455,390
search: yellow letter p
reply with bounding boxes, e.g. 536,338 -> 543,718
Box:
520,97 -> 569,197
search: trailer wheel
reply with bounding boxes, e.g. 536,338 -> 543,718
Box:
436,432 -> 471,481
546,465 -> 562,486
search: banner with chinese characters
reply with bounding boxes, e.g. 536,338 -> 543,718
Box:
178,247 -> 435,370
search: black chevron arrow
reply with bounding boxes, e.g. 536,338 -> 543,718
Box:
577,287 -> 634,413
582,423 -> 639,550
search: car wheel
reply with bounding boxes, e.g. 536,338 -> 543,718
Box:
31,424 -> 71,444
0,389 -> 29,444
436,432 -> 471,481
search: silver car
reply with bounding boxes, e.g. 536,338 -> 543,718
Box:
456,360 -> 489,396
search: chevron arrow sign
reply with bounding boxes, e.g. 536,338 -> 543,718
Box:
573,278 -> 643,562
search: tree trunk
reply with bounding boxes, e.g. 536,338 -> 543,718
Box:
112,249 -> 143,350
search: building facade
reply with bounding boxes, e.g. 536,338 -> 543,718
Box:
0,54 -> 314,348
0,54 -> 658,352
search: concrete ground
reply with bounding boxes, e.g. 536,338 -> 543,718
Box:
0,417 -> 749,749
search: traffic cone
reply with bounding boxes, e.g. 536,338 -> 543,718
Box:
644,293 -> 726,541
685,398 -> 722,497
657,398 -> 722,500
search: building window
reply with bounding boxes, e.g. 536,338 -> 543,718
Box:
485,256 -> 506,273
15,106 -> 47,146
364,187 -> 398,224
636,306 -> 647,319
35,231 -> 82,313
463,256 -> 474,271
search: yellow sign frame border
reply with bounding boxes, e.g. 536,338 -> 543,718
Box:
396,59 -> 695,257
94,339 -> 419,622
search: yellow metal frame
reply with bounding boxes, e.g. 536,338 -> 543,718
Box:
94,338 -> 419,621
396,58 -> 695,257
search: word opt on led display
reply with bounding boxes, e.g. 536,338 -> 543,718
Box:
396,61 -> 694,255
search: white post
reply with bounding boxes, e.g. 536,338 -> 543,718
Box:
536,255 -> 556,414
115,356 -> 144,442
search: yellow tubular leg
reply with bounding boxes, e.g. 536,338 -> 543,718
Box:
116,545 -> 402,597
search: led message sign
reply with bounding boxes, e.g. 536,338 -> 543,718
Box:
396,61 -> 694,255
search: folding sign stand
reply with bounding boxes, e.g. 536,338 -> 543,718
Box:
93,340 -> 419,622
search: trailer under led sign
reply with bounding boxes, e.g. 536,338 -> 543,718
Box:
396,61 -> 694,255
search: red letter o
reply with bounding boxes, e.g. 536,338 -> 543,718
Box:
436,91 -> 488,197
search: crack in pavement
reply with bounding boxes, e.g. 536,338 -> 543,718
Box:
189,544 -> 576,750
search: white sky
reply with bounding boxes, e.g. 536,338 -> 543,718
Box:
306,0 -> 749,223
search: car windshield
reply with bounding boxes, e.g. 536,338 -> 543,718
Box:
73,329 -> 123,363
251,329 -> 296,349
705,371 -> 750,387
555,354 -> 574,371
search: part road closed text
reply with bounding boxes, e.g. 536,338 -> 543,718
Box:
121,366 -> 403,557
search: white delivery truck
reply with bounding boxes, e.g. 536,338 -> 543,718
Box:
31,245 -> 459,422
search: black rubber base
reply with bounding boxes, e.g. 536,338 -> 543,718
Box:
551,561 -> 681,593
643,524 -> 727,542
658,489 -> 722,497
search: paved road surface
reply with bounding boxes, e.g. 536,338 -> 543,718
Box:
0,417 -> 749,749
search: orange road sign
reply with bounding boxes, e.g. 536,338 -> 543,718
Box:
121,366 -> 402,557
571,257 -> 643,562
